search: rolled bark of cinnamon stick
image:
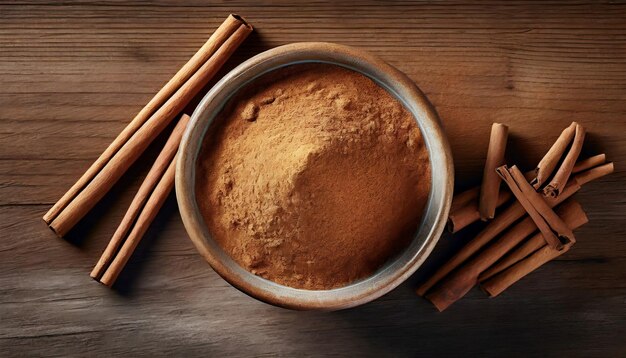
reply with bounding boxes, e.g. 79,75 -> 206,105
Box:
90,114 -> 190,282
449,150 -> 600,235
448,169 -> 532,234
574,162 -> 614,185
479,123 -> 508,221
45,19 -> 252,237
482,163 -> 614,298
419,158 -> 613,297
416,179 -> 581,296
448,190 -> 511,233
450,187 -> 479,213
531,122 -> 577,189
543,123 -> 585,197
426,199 -> 587,311
479,203 -> 588,282
99,156 -> 178,287
43,15 -> 246,226
481,241 -> 574,297
498,165 -> 574,249
572,153 -> 605,173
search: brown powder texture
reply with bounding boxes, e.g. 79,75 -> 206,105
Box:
196,63 -> 430,290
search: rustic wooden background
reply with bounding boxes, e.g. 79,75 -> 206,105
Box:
1,1 -> 624,356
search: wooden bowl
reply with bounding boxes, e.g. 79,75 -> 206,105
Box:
176,42 -> 453,310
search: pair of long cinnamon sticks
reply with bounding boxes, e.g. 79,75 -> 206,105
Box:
91,114 -> 190,286
418,122 -> 614,311
43,15 -> 253,286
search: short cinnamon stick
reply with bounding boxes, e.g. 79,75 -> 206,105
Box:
502,165 -> 575,248
572,153 -> 605,173
543,123 -> 585,197
90,114 -> 190,282
448,190 -> 511,233
479,123 -> 508,221
531,122 -> 577,189
46,20 -> 252,237
497,166 -> 562,249
450,187 -> 479,213
479,202 -> 588,282
574,162 -> 614,185
426,199 -> 586,311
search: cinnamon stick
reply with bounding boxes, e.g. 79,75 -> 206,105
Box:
450,126 -> 594,233
426,199 -> 586,311
416,179 -> 581,296
450,187 -> 479,213
100,157 -> 178,287
574,162 -> 614,185
482,164 -> 614,298
572,153 -> 605,173
448,190 -> 511,233
479,123 -> 508,221
45,18 -> 252,237
479,202 -> 588,282
543,123 -> 585,197
498,165 -> 575,249
419,157 -> 613,297
531,122 -> 577,189
448,169 -> 531,234
481,241 -> 575,297
449,152 -> 605,234
90,114 -> 190,282
43,15 -> 246,226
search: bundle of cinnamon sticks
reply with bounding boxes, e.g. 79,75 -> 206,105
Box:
418,122 -> 614,311
43,15 -> 253,287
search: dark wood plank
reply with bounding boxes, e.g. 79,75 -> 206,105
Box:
1,1 -> 625,356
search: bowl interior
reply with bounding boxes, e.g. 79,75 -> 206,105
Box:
176,42 -> 453,310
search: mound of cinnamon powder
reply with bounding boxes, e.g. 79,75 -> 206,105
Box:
196,64 -> 430,290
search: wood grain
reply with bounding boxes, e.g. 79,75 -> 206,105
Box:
1,1 -> 625,356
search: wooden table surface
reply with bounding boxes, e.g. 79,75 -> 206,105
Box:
1,1 -> 625,356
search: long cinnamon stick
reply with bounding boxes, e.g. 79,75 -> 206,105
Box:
479,203 -> 588,282
43,15 -> 246,226
479,123 -> 508,221
99,157 -> 178,287
90,114 -> 190,281
481,241 -> 575,297
543,123 -> 585,197
531,122 -> 577,189
416,179 -> 581,296
426,199 -> 586,311
46,20 -> 252,237
572,153 -> 605,173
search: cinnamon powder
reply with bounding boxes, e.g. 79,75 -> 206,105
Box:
196,64 -> 430,290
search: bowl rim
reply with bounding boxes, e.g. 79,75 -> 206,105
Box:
176,42 -> 453,310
